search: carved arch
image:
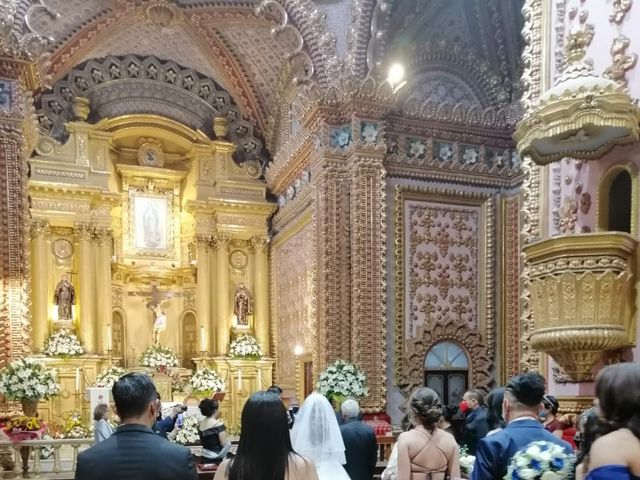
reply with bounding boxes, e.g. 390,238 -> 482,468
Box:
401,318 -> 493,398
37,54 -> 269,168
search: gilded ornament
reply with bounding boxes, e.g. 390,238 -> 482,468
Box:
610,0 -> 632,24
523,233 -> 637,382
603,35 -> 638,89
229,250 -> 248,270
51,238 -> 73,260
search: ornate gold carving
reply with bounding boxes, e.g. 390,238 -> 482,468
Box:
394,185 -> 495,385
229,250 -> 248,270
402,318 -> 492,396
524,233 -> 637,382
610,0 -> 633,24
604,35 -> 638,89
71,97 -> 90,122
501,196 -> 521,383
556,396 -> 594,415
29,220 -> 50,239
51,238 -> 73,260
348,156 -> 386,411
249,236 -> 268,254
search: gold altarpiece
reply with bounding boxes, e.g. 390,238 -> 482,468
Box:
27,109 -> 275,425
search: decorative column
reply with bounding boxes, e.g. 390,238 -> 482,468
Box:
311,155 -> 352,374
75,223 -> 96,352
251,236 -> 270,355
195,235 -> 212,353
30,220 -> 50,352
347,153 -> 387,411
213,234 -> 230,356
95,228 -> 112,354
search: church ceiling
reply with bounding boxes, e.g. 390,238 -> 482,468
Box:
382,0 -> 524,107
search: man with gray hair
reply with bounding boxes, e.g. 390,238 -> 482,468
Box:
339,398 -> 377,480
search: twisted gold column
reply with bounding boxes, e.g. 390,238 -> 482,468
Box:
214,234 -> 230,355
95,229 -> 112,354
196,235 -> 212,353
30,221 -> 50,352
75,223 -> 96,352
251,236 -> 270,355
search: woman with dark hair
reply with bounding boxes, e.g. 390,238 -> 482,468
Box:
584,363 -> 640,480
574,408 -> 598,480
541,394 -> 560,433
213,392 -> 318,480
437,406 -> 459,440
198,398 -> 230,463
486,387 -> 505,435
397,387 -> 460,480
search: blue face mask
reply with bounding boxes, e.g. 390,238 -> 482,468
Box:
539,410 -> 547,420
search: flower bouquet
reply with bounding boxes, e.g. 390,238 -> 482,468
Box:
140,346 -> 179,372
504,440 -> 575,480
2,416 -> 45,442
316,360 -> 368,407
228,333 -> 263,359
459,445 -> 476,477
42,329 -> 84,357
0,358 -> 60,401
57,412 -> 90,439
94,366 -> 126,389
174,414 -> 200,445
189,367 -> 225,397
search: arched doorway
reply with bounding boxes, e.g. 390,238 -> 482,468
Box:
424,341 -> 469,409
181,312 -> 197,368
111,310 -> 125,363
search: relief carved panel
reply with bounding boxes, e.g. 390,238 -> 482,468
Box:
395,186 -> 495,385
271,218 -> 316,390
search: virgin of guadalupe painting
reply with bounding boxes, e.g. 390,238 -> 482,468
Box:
133,195 -> 168,250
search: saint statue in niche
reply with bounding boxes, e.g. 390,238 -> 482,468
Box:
53,275 -> 75,320
233,283 -> 253,326
142,202 -> 161,248
146,285 -> 169,347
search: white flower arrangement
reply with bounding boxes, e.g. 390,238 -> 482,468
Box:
93,366 -> 126,389
504,440 -> 575,480
140,346 -> 179,371
459,446 -> 475,476
316,360 -> 368,402
189,367 -> 225,395
42,329 -> 84,357
174,414 -> 200,445
228,333 -> 263,359
0,358 -> 60,401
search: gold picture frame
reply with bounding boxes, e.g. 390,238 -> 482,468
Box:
127,189 -> 175,258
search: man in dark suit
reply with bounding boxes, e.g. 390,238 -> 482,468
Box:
75,373 -> 198,480
460,389 -> 489,454
471,372 -> 573,480
339,399 -> 377,480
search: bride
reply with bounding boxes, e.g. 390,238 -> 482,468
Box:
291,393 -> 350,480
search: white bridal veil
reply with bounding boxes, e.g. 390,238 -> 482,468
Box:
290,392 -> 347,466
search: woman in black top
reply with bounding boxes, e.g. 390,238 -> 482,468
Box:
198,399 -> 230,463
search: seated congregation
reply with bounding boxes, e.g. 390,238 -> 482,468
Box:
74,363 -> 640,480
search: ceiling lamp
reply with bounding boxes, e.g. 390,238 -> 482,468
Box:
515,25 -> 639,165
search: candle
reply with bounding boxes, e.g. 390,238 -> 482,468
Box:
258,369 -> 262,388
75,368 -> 80,392
200,326 -> 205,352
107,324 -> 112,352
238,369 -> 242,390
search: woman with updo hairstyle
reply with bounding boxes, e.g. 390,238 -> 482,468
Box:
397,387 -> 460,480
198,398 -> 231,463
583,363 -> 640,480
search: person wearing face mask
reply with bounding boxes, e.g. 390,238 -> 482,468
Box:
540,394 -> 560,433
75,373 -> 198,480
470,372 -> 573,480
460,389 -> 489,454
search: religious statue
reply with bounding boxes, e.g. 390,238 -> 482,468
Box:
146,300 -> 167,348
53,275 -> 75,320
233,283 -> 253,327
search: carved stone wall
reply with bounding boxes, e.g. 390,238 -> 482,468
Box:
394,185 -> 495,392
270,217 -> 316,392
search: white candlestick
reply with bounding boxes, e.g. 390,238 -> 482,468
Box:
75,368 -> 80,392
200,326 -> 205,352
258,369 -> 262,388
107,324 -> 112,352
238,369 -> 242,390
